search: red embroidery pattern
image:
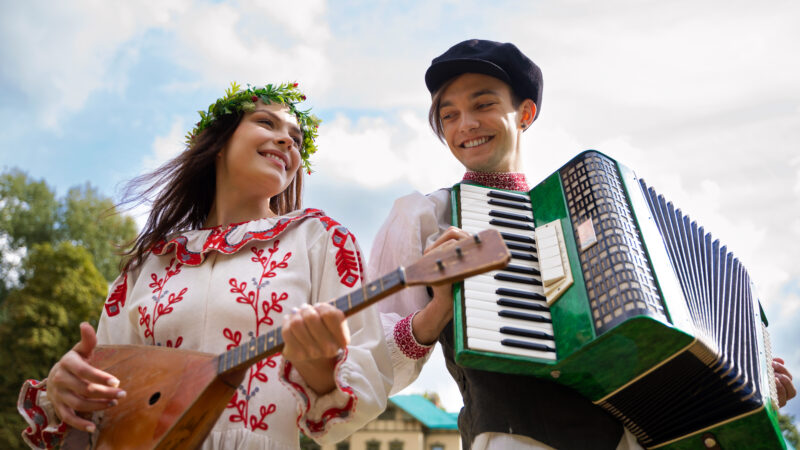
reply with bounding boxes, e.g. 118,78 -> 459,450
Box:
316,216 -> 363,287
223,240 -> 290,430
394,312 -> 433,360
282,350 -> 358,434
104,272 -> 128,317
138,258 -> 186,347
151,208 -> 326,266
19,380 -> 68,449
462,171 -> 530,192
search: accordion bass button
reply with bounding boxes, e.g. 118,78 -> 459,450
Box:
550,370 -> 561,379
702,434 -> 719,449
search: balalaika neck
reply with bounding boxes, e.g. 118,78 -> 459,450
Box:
215,267 -> 406,375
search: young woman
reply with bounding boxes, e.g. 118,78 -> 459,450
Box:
18,82 -> 392,449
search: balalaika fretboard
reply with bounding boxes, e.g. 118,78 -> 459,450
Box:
451,151 -> 784,449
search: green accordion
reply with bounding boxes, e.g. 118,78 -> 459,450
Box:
451,150 -> 785,449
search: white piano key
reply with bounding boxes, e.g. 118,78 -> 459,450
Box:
461,218 -> 535,236
460,197 -> 533,217
465,298 -> 552,321
467,327 -> 554,345
467,336 -> 557,360
463,292 -> 550,312
466,309 -> 554,333
461,209 -> 534,225
465,277 -> 545,295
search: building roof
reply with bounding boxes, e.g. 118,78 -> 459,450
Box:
389,394 -> 459,430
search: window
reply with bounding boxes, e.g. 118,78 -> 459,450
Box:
336,443 -> 350,450
389,440 -> 403,450
430,444 -> 445,450
299,433 -> 321,450
378,406 -> 396,420
366,440 -> 381,450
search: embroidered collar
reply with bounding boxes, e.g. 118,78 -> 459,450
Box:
462,171 -> 529,192
151,208 -> 327,266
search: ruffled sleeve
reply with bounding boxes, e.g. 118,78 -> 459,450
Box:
279,217 -> 392,443
369,189 -> 451,395
18,269 -> 137,449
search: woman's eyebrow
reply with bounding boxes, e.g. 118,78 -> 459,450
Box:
254,109 -> 302,136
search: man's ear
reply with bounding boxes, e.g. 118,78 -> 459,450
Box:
518,99 -> 536,130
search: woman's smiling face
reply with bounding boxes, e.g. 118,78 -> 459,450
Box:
216,101 -> 302,201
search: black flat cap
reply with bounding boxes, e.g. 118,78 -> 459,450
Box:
425,39 -> 543,120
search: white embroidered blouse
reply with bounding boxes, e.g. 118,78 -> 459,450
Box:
18,208 -> 392,450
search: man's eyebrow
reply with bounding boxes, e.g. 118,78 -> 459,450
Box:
254,108 -> 302,136
470,89 -> 500,99
440,89 -> 501,109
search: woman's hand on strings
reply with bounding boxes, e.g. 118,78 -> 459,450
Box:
46,322 -> 125,433
281,303 -> 350,395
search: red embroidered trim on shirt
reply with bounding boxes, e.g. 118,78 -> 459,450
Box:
104,271 -> 128,317
462,172 -> 530,192
19,380 -> 67,449
316,216 -> 363,288
283,349 -> 357,434
151,208 -> 327,266
394,312 -> 433,360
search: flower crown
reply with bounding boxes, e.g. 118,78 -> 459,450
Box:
185,82 -> 321,173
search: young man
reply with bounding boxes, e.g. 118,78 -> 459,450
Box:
369,39 -> 796,450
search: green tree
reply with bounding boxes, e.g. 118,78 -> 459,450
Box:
0,170 -> 137,305
0,242 -> 108,448
780,412 -> 799,448
61,183 -> 138,281
0,170 -> 60,303
0,169 -> 60,249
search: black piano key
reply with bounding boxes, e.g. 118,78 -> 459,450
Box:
500,326 -> 554,341
495,273 -> 542,286
501,338 -> 556,353
511,251 -> 539,262
490,218 -> 535,231
505,242 -> 537,253
503,264 -> 541,276
496,288 -> 546,301
497,298 -> 549,312
500,232 -> 536,244
498,310 -> 551,323
489,209 -> 533,223
489,198 -> 532,212
487,190 -> 530,203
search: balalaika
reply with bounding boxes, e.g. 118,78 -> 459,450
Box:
452,150 -> 785,449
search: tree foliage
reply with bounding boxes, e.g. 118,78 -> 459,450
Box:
0,170 -> 137,304
0,242 -> 108,448
0,168 -> 137,448
61,183 -> 138,281
780,412 -> 800,448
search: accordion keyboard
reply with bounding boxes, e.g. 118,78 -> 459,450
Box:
459,183 -> 557,360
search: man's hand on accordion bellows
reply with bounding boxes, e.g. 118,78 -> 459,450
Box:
412,227 -> 473,345
773,357 -> 796,407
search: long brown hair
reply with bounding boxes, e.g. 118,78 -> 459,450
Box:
121,109 -> 304,271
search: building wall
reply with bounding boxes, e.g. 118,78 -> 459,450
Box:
318,403 -> 461,450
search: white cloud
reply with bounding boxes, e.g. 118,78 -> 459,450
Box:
142,116 -> 186,170
0,0 -> 188,130
315,111 -> 462,193
166,1 -> 333,93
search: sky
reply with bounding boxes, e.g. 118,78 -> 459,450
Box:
1,0 -> 799,421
